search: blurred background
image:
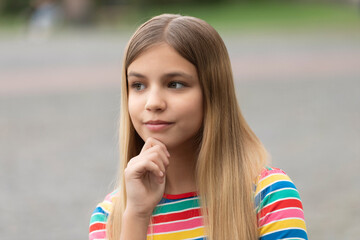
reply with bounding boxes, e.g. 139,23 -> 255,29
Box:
0,0 -> 359,239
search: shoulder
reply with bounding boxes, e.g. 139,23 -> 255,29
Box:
255,166 -> 308,240
89,189 -> 118,240
254,166 -> 294,199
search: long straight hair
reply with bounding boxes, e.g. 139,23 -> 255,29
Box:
107,14 -> 268,240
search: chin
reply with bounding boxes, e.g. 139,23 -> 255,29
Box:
146,135 -> 175,148
139,132 -> 167,144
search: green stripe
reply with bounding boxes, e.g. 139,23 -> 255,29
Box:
90,213 -> 107,224
260,188 -> 300,209
265,166 -> 273,171
153,198 -> 200,215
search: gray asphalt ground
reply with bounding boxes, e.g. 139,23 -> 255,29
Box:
0,27 -> 359,239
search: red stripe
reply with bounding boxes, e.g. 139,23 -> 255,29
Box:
257,198 -> 303,219
152,208 -> 201,224
89,222 -> 106,232
163,192 -> 197,199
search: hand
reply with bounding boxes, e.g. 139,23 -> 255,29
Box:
124,137 -> 170,218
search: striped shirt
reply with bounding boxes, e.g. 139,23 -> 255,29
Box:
89,167 -> 307,240
255,167 -> 307,240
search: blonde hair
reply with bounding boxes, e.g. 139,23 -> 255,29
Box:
107,14 -> 268,240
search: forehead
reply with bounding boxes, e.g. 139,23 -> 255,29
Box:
127,43 -> 197,78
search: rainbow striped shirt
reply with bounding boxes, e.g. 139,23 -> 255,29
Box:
89,167 -> 307,240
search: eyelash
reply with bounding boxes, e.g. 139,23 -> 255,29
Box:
130,82 -> 145,91
130,81 -> 187,91
168,81 -> 186,89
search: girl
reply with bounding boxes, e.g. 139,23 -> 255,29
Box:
89,14 -> 307,240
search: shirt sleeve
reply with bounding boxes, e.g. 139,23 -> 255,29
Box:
255,167 -> 308,240
89,190 -> 117,240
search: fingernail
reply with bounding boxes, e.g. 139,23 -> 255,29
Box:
159,171 -> 164,177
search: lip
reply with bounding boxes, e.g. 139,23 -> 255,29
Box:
144,120 -> 173,131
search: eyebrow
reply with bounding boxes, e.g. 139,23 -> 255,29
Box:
127,71 -> 194,80
127,72 -> 145,78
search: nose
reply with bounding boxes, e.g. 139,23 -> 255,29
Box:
145,87 -> 166,112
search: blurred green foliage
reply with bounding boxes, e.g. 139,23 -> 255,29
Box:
0,0 -> 31,14
99,1 -> 359,32
0,0 -> 358,32
143,2 -> 359,30
0,0 -> 227,15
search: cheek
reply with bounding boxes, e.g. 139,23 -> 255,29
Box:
128,95 -> 142,123
192,93 -> 204,129
190,90 -> 203,116
192,100 -> 204,128
176,92 -> 203,126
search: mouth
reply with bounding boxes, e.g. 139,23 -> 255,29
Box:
144,120 -> 174,131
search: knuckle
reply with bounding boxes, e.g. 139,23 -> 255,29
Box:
149,156 -> 157,165
153,145 -> 162,151
148,151 -> 159,159
153,151 -> 160,158
148,161 -> 157,170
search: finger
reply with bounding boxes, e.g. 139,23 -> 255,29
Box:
127,160 -> 164,179
146,145 -> 170,168
135,147 -> 167,173
127,145 -> 169,167
141,137 -> 170,157
156,174 -> 165,184
149,151 -> 167,173
129,146 -> 169,169
141,161 -> 165,180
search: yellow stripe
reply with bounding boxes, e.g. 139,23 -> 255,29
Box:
98,201 -> 112,213
259,218 -> 307,235
147,227 -> 205,240
255,173 -> 292,195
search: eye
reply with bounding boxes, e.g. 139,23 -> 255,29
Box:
168,81 -> 185,89
131,82 -> 145,91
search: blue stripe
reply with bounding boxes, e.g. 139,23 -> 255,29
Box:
255,180 -> 297,207
93,206 -> 108,216
193,237 -> 206,240
260,229 -> 308,240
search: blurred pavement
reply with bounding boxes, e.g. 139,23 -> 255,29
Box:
0,29 -> 359,239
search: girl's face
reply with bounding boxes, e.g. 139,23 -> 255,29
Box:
127,43 -> 203,150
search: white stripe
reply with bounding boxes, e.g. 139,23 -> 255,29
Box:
255,179 -> 293,197
259,217 -> 306,228
257,172 -> 287,185
278,238 -> 306,240
186,237 -> 206,240
149,216 -> 203,227
148,225 -> 204,236
259,207 -> 303,221
263,187 -> 298,197
259,227 -> 306,237
95,205 -> 110,214
261,197 -> 301,209
90,220 -> 106,225
92,212 -> 106,217
156,196 -> 199,207
256,188 -> 299,212
89,229 -> 106,234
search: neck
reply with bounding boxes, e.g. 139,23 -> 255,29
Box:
164,141 -> 198,195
